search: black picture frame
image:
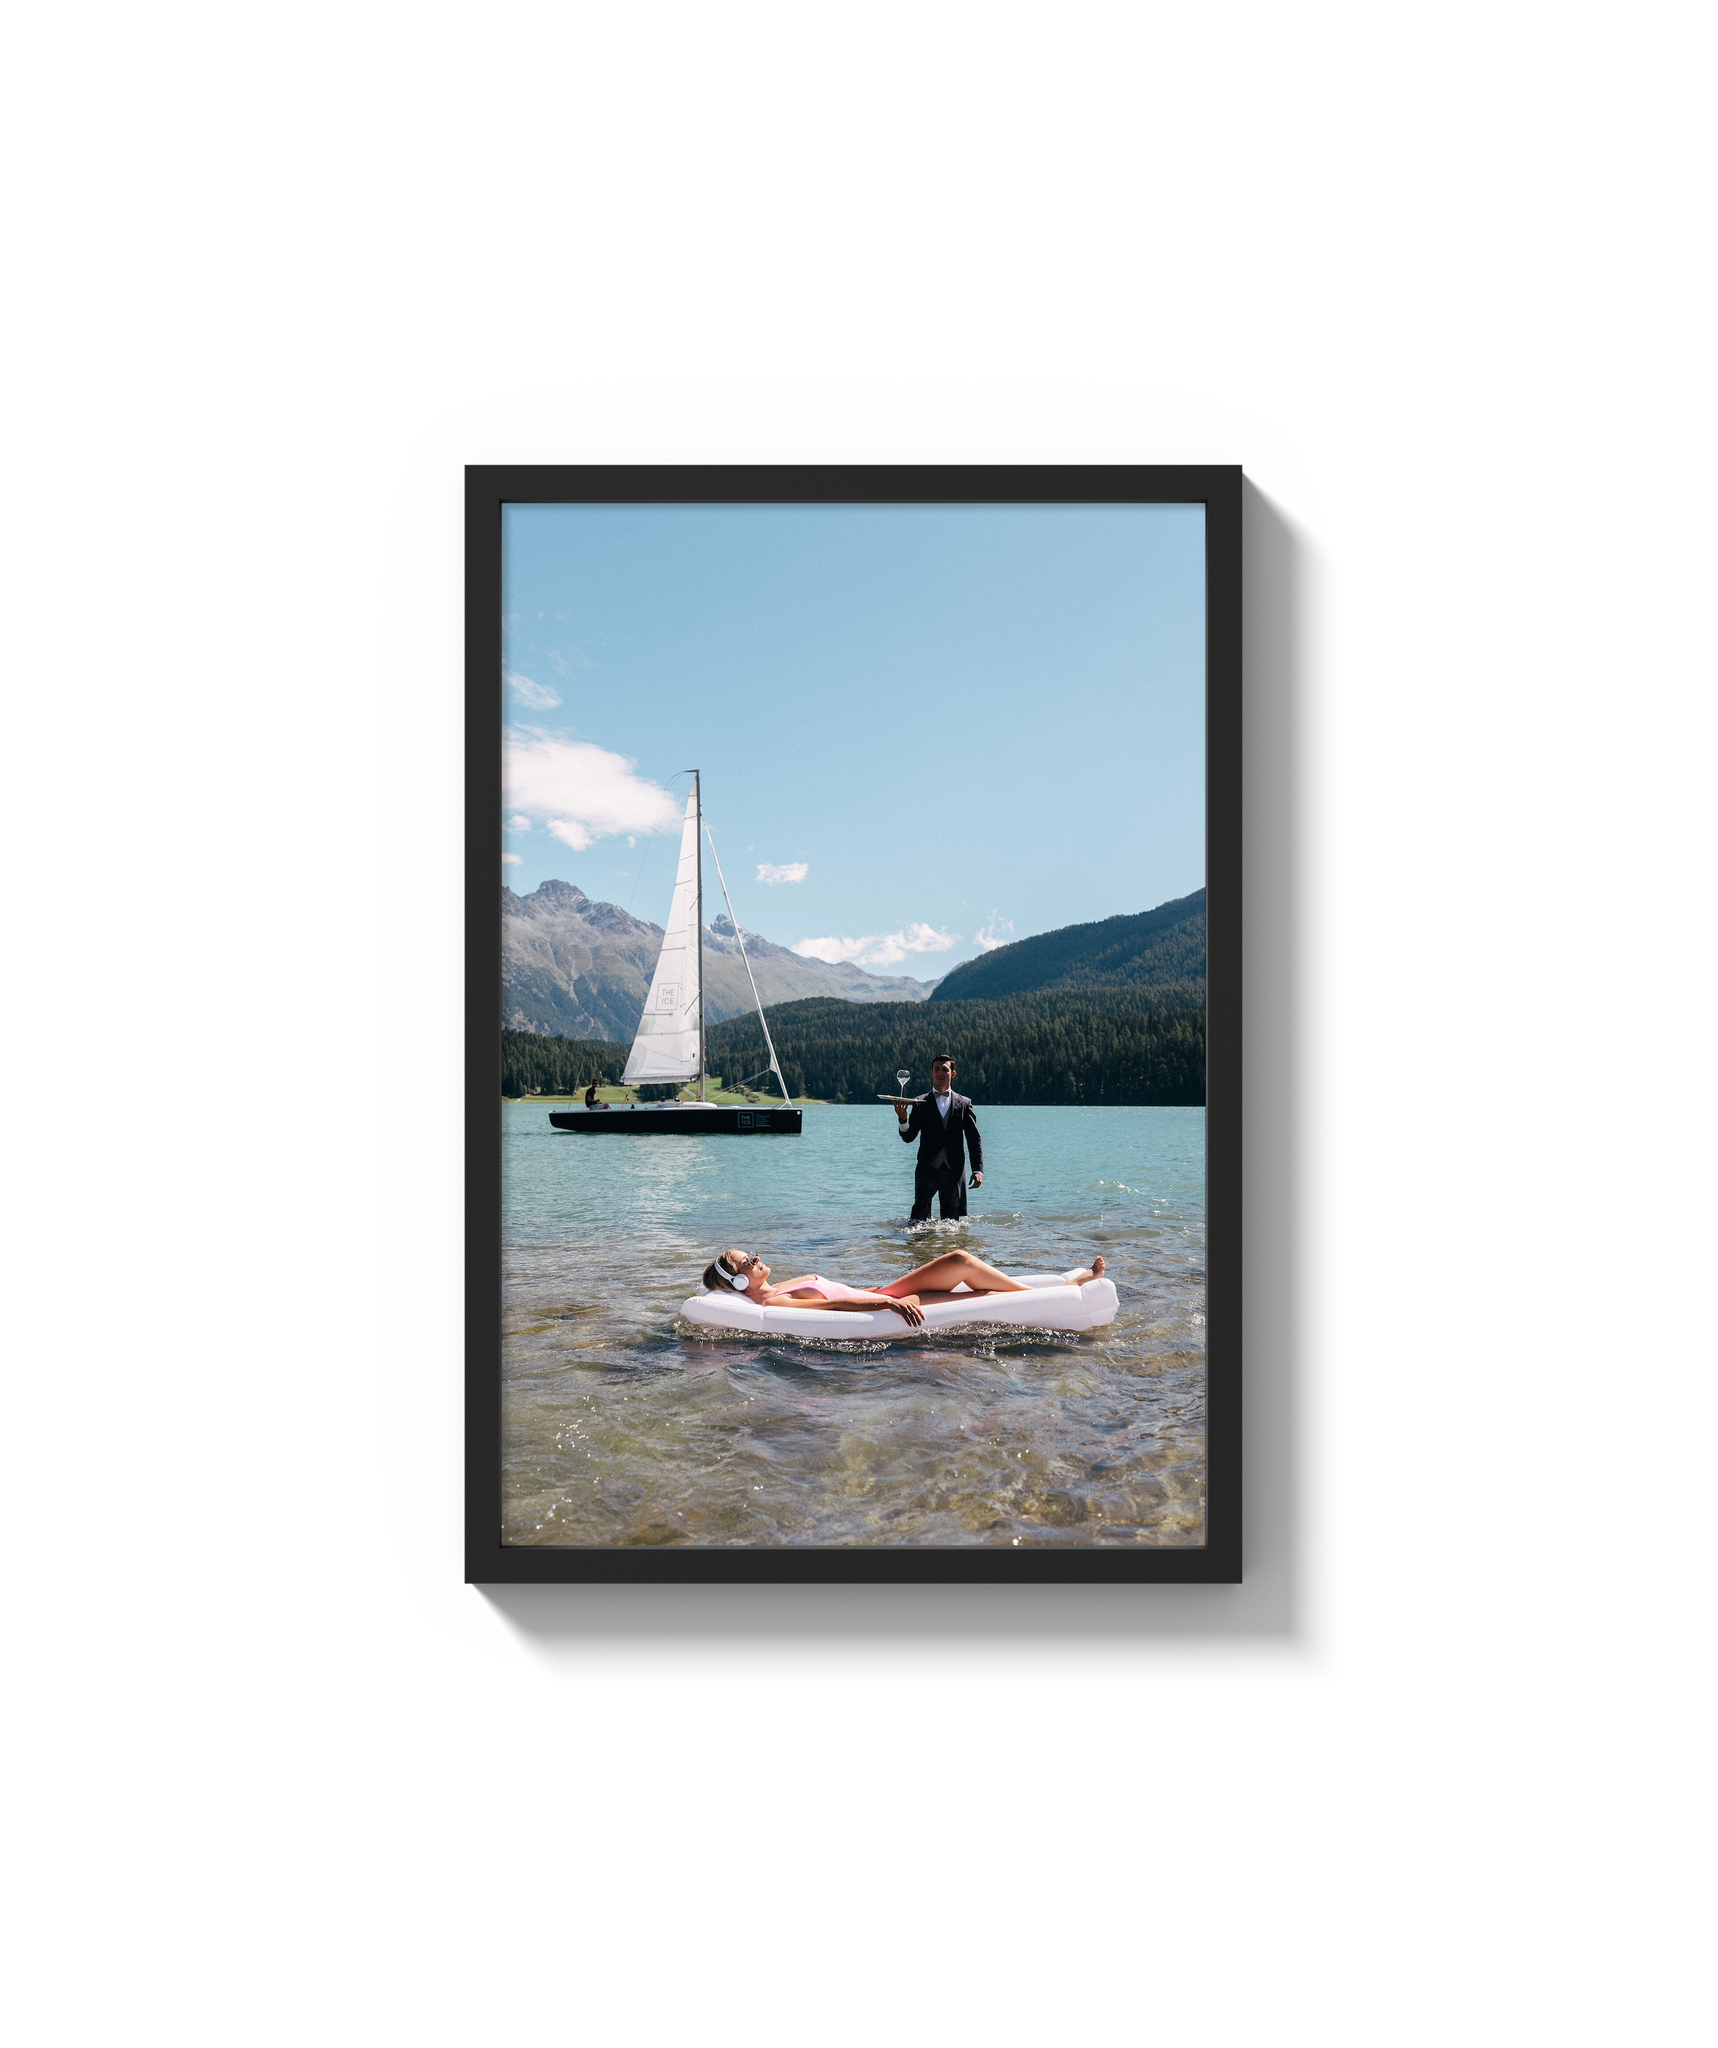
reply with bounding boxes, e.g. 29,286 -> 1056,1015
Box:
466,465 -> 1241,1582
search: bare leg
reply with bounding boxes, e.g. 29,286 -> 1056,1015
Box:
876,1251 -> 1107,1298
875,1250 -> 1031,1299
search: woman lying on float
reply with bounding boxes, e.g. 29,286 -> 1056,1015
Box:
701,1248 -> 1106,1328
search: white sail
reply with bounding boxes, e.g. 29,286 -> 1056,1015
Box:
622,786 -> 703,1084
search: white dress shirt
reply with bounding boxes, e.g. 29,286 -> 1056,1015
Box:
898,1089 -> 957,1133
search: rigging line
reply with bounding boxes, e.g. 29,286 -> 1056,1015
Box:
703,817 -> 793,1108
620,769 -> 692,925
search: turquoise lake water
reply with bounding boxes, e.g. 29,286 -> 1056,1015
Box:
501,1101 -> 1206,1548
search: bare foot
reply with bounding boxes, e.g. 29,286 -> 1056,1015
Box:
1067,1255 -> 1107,1285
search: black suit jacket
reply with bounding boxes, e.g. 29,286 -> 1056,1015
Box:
900,1091 -> 982,1177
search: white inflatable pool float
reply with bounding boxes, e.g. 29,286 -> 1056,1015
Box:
680,1271 -> 1118,1341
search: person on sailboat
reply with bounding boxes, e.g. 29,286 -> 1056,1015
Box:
702,1248 -> 1105,1327
583,1079 -> 600,1109
892,1055 -> 983,1219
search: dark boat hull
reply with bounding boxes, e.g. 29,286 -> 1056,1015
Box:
548,1105 -> 803,1135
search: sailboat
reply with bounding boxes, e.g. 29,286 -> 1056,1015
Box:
549,771 -> 802,1136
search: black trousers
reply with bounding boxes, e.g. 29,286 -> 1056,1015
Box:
911,1165 -> 967,1220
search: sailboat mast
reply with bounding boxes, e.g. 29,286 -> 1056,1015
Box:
695,769 -> 705,1102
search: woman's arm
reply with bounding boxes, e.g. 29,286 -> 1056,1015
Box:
762,1286 -> 925,1326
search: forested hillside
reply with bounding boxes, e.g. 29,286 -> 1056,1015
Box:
704,991 -> 1204,1106
505,984 -> 1206,1106
501,1032 -> 631,1098
931,888 -> 1206,1002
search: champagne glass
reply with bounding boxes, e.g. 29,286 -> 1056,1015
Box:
896,1069 -> 911,1099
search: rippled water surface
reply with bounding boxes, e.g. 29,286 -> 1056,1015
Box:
502,1101 -> 1205,1548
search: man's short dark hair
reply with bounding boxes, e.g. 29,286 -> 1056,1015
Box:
932,1053 -> 955,1065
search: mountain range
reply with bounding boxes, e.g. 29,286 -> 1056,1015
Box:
930,888 -> 1207,1003
502,880 -> 940,1040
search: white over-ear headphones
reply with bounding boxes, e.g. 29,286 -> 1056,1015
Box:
720,1257 -> 752,1290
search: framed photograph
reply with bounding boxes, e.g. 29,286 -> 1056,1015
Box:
466,466 -> 1240,1581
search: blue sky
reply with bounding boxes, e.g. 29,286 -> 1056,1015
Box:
502,502 -> 1204,979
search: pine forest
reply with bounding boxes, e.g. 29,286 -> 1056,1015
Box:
503,989 -> 1205,1106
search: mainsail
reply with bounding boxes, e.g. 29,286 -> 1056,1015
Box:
622,784 -> 704,1084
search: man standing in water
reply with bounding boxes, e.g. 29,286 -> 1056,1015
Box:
894,1053 -> 984,1220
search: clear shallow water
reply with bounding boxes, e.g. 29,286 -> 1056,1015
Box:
502,1102 -> 1206,1548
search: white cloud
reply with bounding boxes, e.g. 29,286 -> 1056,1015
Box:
504,669 -> 561,710
756,861 -> 808,885
506,814 -> 531,834
503,733 -> 682,852
793,923 -> 959,969
975,911 -> 1014,951
900,922 -> 961,954
501,852 -> 522,866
